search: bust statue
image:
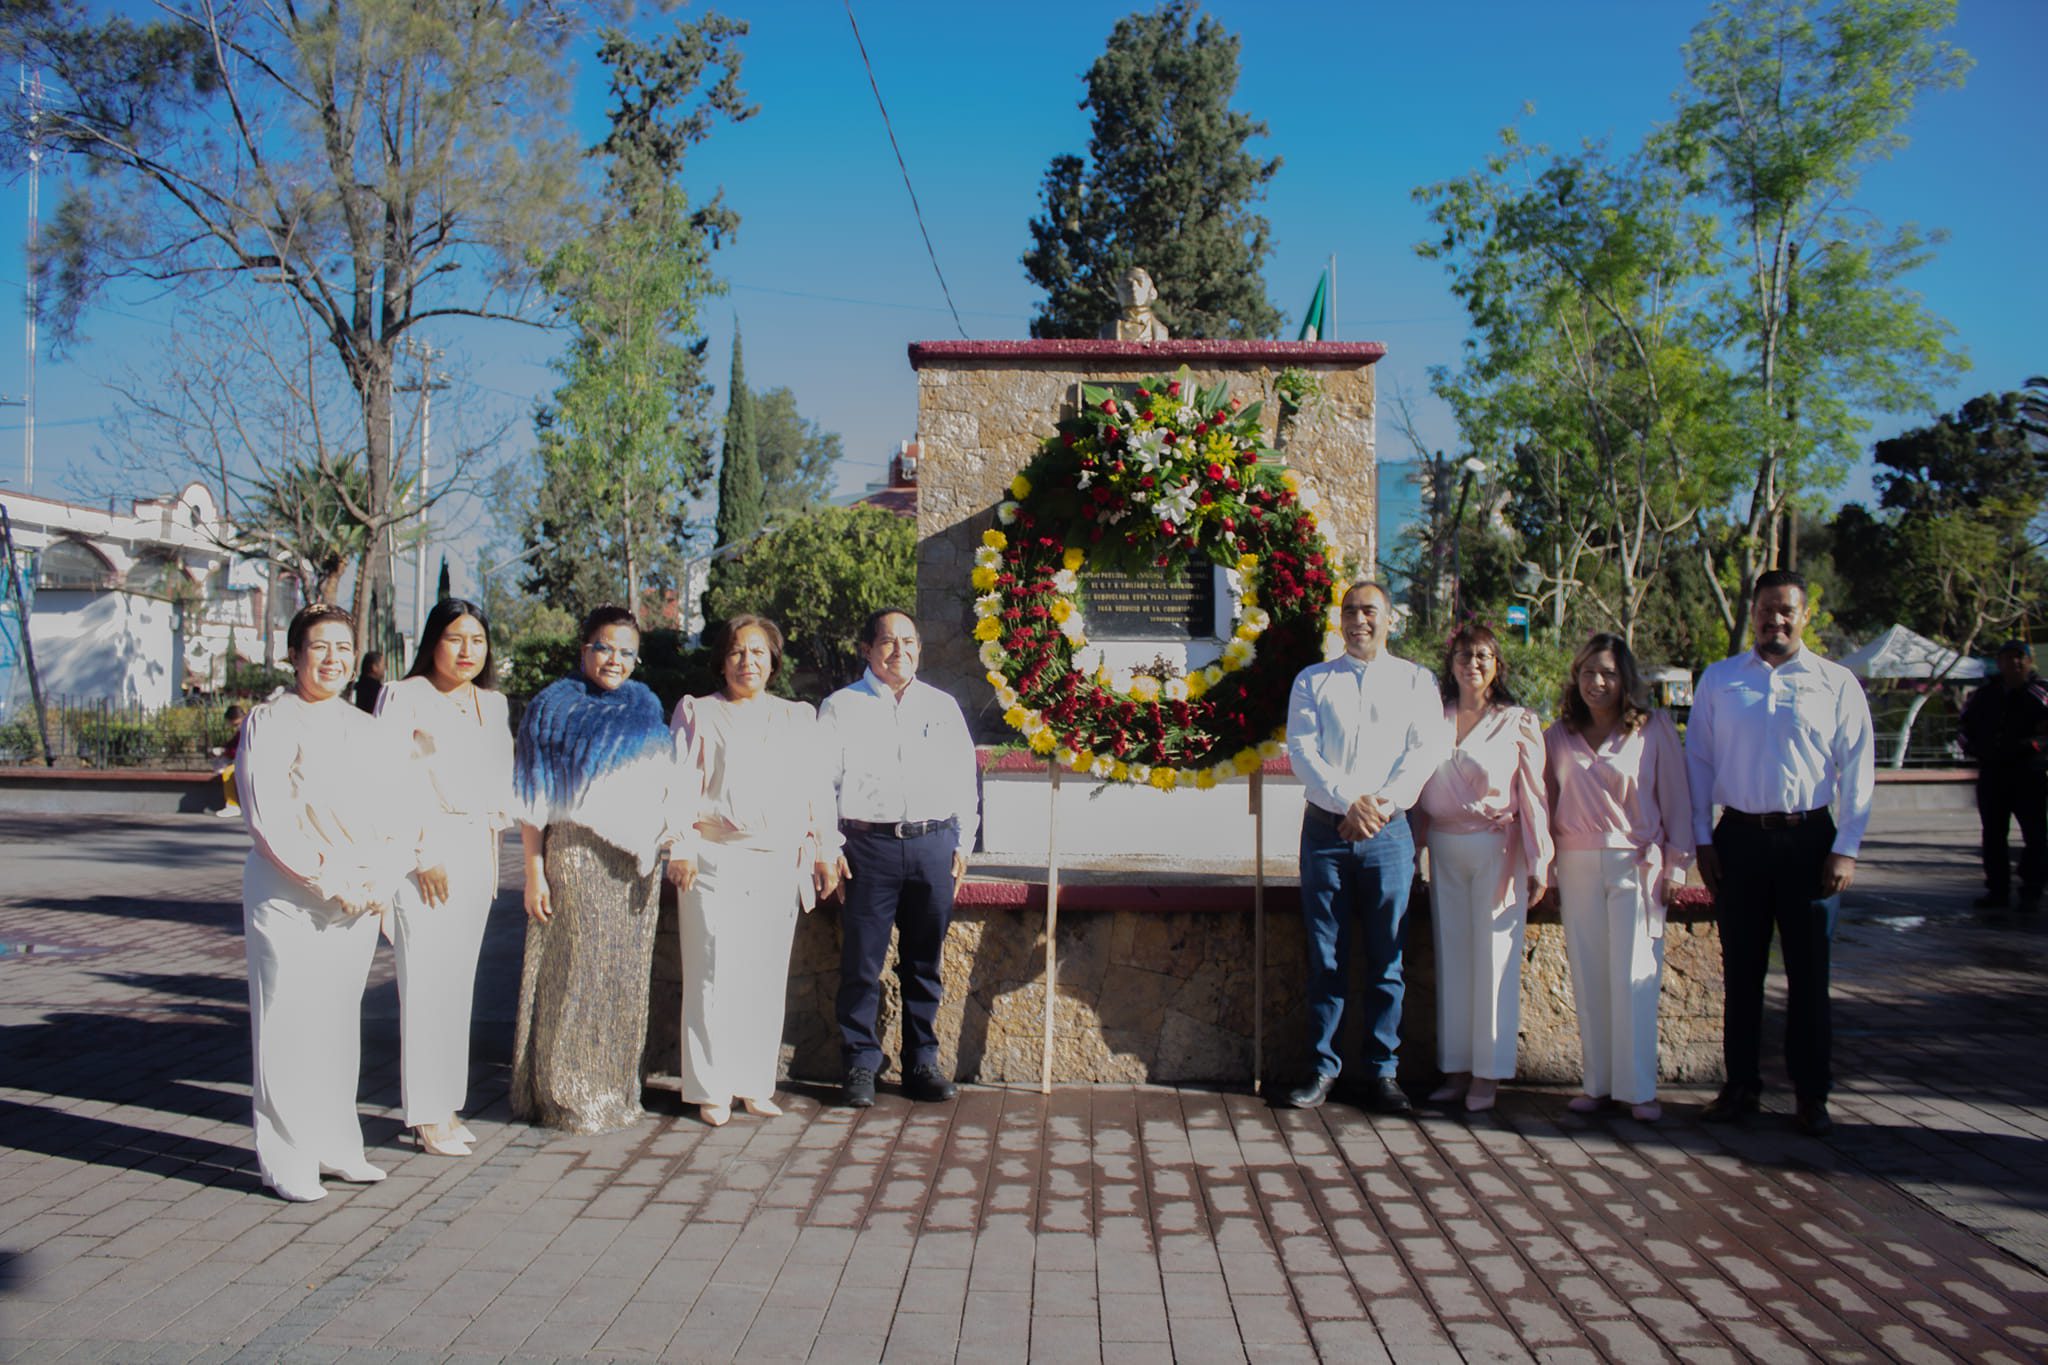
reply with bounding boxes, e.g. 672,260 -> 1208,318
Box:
1101,266 -> 1169,342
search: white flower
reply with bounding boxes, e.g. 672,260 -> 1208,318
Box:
1055,747 -> 1079,769
1058,612 -> 1087,644
1176,404 -> 1199,427
1021,710 -> 1046,736
1128,676 -> 1161,702
1077,468 -> 1095,490
1258,739 -> 1284,760
1202,665 -> 1225,688
1128,763 -> 1153,785
994,684 -> 1019,710
979,640 -> 1007,670
1223,637 -> 1256,670
1052,569 -> 1079,595
1239,605 -> 1272,636
1090,755 -> 1116,779
1153,481 -> 1199,525
1127,428 -> 1169,470
997,501 -> 1019,525
1164,678 -> 1190,702
1297,481 -> 1322,510
974,592 -> 1002,619
974,545 -> 1003,571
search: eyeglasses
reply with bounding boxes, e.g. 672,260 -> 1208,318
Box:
585,643 -> 639,663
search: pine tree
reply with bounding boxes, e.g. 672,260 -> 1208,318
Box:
707,329 -> 764,605
1022,1 -> 1282,340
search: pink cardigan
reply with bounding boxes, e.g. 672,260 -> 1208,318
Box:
1416,704 -> 1554,899
1543,710 -> 1695,874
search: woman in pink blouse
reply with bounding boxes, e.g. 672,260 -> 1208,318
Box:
1544,632 -> 1694,1122
1416,624 -> 1552,1113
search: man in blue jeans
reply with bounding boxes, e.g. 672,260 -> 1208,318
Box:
1283,581 -> 1449,1113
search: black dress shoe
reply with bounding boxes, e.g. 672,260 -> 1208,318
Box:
1287,1074 -> 1337,1109
1700,1084 -> 1760,1124
1794,1099 -> 1834,1137
902,1063 -> 957,1103
1362,1077 -> 1414,1116
842,1066 -> 877,1108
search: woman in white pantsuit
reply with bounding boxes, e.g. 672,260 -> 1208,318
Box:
1545,633 -> 1694,1122
1415,624 -> 1553,1113
240,603 -> 417,1202
667,616 -> 839,1127
378,598 -> 513,1157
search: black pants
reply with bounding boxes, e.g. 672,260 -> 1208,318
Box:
835,824 -> 958,1073
1714,813 -> 1837,1103
1976,762 -> 2047,898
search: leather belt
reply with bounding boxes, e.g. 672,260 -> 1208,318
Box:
1721,807 -> 1828,829
1304,804 -> 1343,831
841,817 -> 958,840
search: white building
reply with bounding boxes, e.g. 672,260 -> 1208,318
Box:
1,482 -> 284,709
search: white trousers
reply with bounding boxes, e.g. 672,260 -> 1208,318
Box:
1427,828 -> 1525,1080
243,853 -> 381,1192
679,844 -> 801,1106
1556,847 -> 1665,1104
393,821 -> 499,1125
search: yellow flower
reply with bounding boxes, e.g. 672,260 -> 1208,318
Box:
1185,670 -> 1209,699
1063,546 -> 1086,572
1258,739 -> 1284,760
1051,598 -> 1074,622
1331,579 -> 1349,604
971,566 -> 997,591
1067,749 -> 1093,773
986,670 -> 1005,689
1204,432 -> 1236,460
1280,468 -> 1301,491
1010,472 -> 1032,500
1238,553 -> 1259,572
1194,768 -> 1218,790
982,528 -> 1008,550
1148,767 -> 1178,790
1094,666 -> 1114,688
1128,676 -> 1161,702
1111,760 -> 1130,782
1028,729 -> 1056,755
1002,705 -> 1029,731
1232,748 -> 1263,775
973,616 -> 1001,642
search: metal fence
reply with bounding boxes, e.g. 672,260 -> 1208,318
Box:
0,694 -> 245,770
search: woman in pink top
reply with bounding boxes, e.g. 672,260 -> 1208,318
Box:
1415,624 -> 1552,1113
1544,632 -> 1694,1122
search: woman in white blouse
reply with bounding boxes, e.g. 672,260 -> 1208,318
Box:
377,598 -> 513,1157
668,616 -> 839,1126
1415,624 -> 1552,1113
239,603 -> 416,1201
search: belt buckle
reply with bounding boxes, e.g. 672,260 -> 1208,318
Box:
892,820 -> 913,839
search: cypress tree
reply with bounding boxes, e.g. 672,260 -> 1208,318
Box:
708,328 -> 764,604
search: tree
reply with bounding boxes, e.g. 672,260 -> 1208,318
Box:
1418,130 -> 1739,647
701,505 -> 914,696
523,26 -> 750,621
1022,1 -> 1280,340
753,387 -> 842,514
705,329 -> 764,605
1662,0 -> 1971,643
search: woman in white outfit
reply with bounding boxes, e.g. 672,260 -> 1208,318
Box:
668,616 -> 840,1126
1544,632 -> 1694,1123
377,598 -> 513,1157
239,603 -> 417,1201
1415,623 -> 1552,1113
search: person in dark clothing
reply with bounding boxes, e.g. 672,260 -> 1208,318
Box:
353,652 -> 386,715
1958,640 -> 2048,910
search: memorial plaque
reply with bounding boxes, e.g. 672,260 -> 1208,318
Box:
1083,567 -> 1216,641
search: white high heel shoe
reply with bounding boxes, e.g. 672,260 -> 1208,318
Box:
739,1097 -> 782,1117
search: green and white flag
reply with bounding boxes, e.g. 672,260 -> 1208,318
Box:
1296,270 -> 1330,341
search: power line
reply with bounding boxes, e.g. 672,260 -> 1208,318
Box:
842,2 -> 968,341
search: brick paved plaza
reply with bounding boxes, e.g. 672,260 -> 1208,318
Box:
2,808 -> 2046,1362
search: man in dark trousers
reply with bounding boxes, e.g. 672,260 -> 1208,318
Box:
819,608 -> 979,1108
1958,640 -> 2048,910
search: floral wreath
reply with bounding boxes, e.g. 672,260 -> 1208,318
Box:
972,366 -> 1346,788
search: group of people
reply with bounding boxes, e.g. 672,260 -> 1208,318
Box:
237,598 -> 974,1202
1287,570 -> 1873,1137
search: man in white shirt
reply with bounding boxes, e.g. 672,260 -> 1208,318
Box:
820,608 -> 980,1109
1686,569 -> 1874,1138
1284,581 -> 1449,1114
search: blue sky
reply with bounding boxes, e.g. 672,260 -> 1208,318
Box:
1,0 -> 2042,564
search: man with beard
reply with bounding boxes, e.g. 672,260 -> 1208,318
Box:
1686,569 -> 1874,1137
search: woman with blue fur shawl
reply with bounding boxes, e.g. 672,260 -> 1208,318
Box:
511,604 -> 694,1133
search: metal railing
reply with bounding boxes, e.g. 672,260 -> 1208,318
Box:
0,694 -> 243,770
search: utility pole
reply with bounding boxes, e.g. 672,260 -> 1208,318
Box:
19,68 -> 42,493
396,339 -> 448,643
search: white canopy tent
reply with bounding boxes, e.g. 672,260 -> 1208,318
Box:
1838,623 -> 1992,681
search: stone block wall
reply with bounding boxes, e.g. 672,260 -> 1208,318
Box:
908,340 -> 1387,740
646,885 -> 1725,1093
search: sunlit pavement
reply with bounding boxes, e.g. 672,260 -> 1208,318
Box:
2,808 -> 2045,1363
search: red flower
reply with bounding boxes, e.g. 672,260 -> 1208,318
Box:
1101,399 -> 1117,414
1062,432 -> 1075,448
1168,380 -> 1182,396
1162,431 -> 1177,445
1142,410 -> 1156,423
1221,515 -> 1236,532
1160,519 -> 1178,536
1135,387 -> 1151,400
1139,475 -> 1155,489
1205,462 -> 1225,481
1199,490 -> 1214,506
1106,428 -> 1120,442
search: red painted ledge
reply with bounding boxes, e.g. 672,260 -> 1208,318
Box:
909,340 -> 1387,368
977,747 -> 1291,777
